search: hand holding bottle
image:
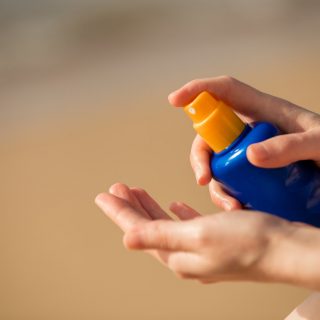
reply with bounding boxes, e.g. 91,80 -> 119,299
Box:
168,76 -> 320,211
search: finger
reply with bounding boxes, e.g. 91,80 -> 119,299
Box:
123,220 -> 198,251
247,130 -> 320,168
95,192 -> 148,232
109,183 -> 150,219
168,76 -> 265,113
168,76 -> 306,133
166,251 -> 206,278
169,201 -> 201,220
124,240 -> 172,267
190,135 -> 212,185
149,249 -> 171,266
130,187 -> 171,220
139,249 -> 201,277
208,180 -> 242,211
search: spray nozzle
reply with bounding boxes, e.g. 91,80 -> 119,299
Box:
183,91 -> 246,153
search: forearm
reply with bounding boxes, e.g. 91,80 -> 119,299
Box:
263,223 -> 320,290
285,292 -> 320,320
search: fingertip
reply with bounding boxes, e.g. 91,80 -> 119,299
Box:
232,200 -> 243,210
247,143 -> 269,167
109,182 -> 126,194
196,173 -> 211,186
123,233 -> 135,250
216,199 -> 240,211
123,230 -> 142,250
169,200 -> 186,213
168,90 -> 182,107
169,201 -> 201,221
223,199 -> 242,211
169,201 -> 179,211
209,180 -> 241,211
95,192 -> 107,206
168,80 -> 200,107
108,183 -> 119,194
193,162 -> 212,186
168,91 -> 176,103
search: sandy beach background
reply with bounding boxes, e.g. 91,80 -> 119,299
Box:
1,1 -> 320,319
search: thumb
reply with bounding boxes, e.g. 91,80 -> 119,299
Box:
247,131 -> 319,168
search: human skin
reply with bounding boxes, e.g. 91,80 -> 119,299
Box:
95,77 -> 320,290
171,77 -> 320,211
285,292 -> 320,320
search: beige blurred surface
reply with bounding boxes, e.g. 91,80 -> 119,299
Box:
1,1 -> 320,319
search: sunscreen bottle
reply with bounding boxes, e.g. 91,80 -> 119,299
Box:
182,91 -> 320,227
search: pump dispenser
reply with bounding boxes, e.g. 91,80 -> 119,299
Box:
181,91 -> 320,227
184,91 -> 245,152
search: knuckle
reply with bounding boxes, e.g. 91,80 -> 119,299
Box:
293,133 -> 306,146
149,221 -> 167,249
127,223 -> 141,234
219,75 -> 236,85
185,78 -> 207,93
217,75 -> 237,96
149,220 -> 160,233
186,78 -> 202,88
193,225 -> 209,247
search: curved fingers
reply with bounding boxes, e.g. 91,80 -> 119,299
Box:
190,135 -> 212,185
169,76 -> 310,133
170,201 -> 201,220
95,192 -> 148,232
208,180 -> 242,211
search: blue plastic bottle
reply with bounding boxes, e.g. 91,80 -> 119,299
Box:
182,91 -> 320,227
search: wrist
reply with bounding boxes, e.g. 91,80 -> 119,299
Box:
261,221 -> 320,289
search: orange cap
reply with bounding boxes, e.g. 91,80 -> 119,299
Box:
184,91 -> 245,153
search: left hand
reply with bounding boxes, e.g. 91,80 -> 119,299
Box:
95,183 -> 293,284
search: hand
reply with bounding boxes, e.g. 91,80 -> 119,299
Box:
285,292 -> 320,320
95,183 -> 293,284
168,76 -> 320,210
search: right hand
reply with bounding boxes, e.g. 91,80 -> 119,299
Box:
168,76 -> 320,211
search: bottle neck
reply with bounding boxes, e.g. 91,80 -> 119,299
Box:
184,92 -> 246,153
214,124 -> 251,155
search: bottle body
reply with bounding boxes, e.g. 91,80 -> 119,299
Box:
211,122 -> 320,227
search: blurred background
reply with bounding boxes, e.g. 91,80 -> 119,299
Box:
2,0 -> 320,319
